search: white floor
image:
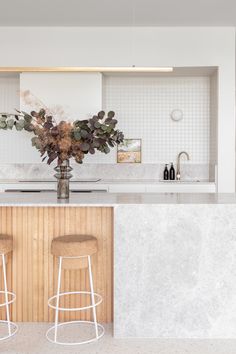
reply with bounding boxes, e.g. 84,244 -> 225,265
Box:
1,323 -> 236,354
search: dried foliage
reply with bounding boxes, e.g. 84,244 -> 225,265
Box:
0,109 -> 124,165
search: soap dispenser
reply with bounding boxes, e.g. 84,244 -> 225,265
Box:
169,163 -> 175,180
163,164 -> 169,180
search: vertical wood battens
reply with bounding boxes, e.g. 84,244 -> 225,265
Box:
0,207 -> 113,322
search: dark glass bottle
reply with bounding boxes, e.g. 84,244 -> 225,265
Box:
163,164 -> 169,180
169,163 -> 175,180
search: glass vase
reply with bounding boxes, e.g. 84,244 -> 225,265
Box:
54,160 -> 73,199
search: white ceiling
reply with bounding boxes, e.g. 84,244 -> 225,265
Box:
0,0 -> 235,26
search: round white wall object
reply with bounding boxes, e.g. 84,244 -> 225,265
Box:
170,109 -> 183,122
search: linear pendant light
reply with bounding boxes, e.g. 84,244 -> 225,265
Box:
0,67 -> 173,73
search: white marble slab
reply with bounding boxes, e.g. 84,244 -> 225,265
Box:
0,192 -> 234,206
0,162 -> 212,181
114,204 -> 236,338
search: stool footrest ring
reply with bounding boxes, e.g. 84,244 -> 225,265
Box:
46,320 -> 105,345
48,291 -> 102,311
0,321 -> 18,341
0,291 -> 16,307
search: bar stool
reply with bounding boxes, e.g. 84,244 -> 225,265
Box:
46,234 -> 104,345
0,235 -> 17,341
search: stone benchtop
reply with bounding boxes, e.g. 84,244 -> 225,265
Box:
0,192 -> 235,206
0,178 -> 213,184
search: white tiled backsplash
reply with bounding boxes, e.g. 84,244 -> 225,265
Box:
0,73 -> 215,181
101,75 -> 211,164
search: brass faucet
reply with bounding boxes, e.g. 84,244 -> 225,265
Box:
176,151 -> 190,180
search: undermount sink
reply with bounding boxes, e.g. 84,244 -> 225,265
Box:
159,179 -> 201,183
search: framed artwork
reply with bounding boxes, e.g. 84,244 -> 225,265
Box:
117,139 -> 142,163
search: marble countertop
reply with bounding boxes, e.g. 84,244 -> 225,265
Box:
0,179 -> 214,185
0,192 -> 235,206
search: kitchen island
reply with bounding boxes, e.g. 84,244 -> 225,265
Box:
0,192 -> 236,338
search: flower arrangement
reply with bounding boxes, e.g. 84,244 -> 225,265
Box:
0,109 -> 124,165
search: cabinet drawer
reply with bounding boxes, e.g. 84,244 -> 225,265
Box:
108,184 -> 146,193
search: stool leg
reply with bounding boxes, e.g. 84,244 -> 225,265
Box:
54,256 -> 62,342
88,255 -> 99,339
2,254 -> 11,337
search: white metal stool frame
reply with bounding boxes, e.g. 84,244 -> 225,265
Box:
46,254 -> 105,345
0,253 -> 18,341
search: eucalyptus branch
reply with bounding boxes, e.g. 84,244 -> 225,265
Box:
0,111 -> 44,128
0,112 -> 24,117
20,90 -> 57,125
0,109 -> 124,165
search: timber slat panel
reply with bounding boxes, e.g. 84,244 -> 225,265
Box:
0,207 -> 113,323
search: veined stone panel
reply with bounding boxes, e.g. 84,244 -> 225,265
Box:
114,204 -> 236,338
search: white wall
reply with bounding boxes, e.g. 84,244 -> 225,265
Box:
20,72 -> 102,121
0,27 -> 234,191
20,72 -> 102,163
0,74 -> 25,163
0,72 -> 102,163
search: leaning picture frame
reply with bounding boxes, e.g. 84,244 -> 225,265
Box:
117,138 -> 142,163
